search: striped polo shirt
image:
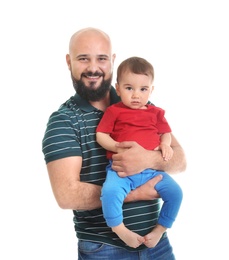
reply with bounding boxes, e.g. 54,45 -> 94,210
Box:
42,87 -> 161,251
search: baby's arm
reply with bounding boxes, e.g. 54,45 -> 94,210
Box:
96,132 -> 128,154
159,133 -> 174,161
96,132 -> 118,152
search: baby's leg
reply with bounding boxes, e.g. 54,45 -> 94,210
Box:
101,165 -> 145,248
144,224 -> 166,248
144,170 -> 183,248
155,171 -> 183,228
112,223 -> 145,248
101,169 -> 129,227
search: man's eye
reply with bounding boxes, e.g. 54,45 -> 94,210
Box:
79,58 -> 87,61
98,58 -> 107,61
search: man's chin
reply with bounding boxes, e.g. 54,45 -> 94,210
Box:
83,77 -> 102,87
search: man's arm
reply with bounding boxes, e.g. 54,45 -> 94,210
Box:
46,156 -> 161,211
47,156 -> 102,210
111,133 -> 187,176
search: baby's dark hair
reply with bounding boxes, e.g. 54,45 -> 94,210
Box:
116,56 -> 154,83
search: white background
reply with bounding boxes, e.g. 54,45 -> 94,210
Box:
1,0 -> 228,259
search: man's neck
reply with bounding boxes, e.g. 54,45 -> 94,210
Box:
89,92 -> 110,112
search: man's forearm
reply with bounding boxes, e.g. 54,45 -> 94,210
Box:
112,137 -> 186,176
148,146 -> 187,174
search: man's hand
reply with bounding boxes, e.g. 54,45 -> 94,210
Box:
112,134 -> 187,175
112,141 -> 159,176
125,174 -> 162,202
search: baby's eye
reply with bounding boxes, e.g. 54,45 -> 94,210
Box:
141,87 -> 148,92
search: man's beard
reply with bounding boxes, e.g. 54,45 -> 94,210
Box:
71,73 -> 112,101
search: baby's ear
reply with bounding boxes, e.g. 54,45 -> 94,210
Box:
115,83 -> 121,96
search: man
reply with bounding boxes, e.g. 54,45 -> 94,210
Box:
42,27 -> 186,259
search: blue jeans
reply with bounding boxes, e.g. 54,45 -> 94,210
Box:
78,236 -> 175,260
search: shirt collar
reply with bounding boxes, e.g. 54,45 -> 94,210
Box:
72,86 -> 120,112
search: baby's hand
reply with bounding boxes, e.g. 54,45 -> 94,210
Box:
159,143 -> 174,161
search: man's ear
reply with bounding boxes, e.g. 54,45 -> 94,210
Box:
66,54 -> 71,70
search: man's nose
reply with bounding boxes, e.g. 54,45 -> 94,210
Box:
86,59 -> 99,73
